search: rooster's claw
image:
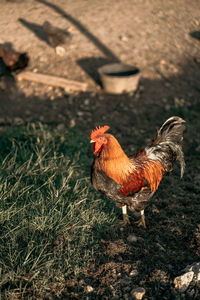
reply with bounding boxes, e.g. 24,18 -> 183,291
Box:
120,214 -> 131,227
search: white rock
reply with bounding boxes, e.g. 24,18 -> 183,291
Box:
174,271 -> 194,292
131,287 -> 146,300
77,111 -> 84,117
183,262 -> 200,282
86,285 -> 94,293
55,46 -> 66,56
119,35 -> 129,42
84,99 -> 90,105
127,234 -> 137,243
70,119 -> 76,128
130,269 -> 138,277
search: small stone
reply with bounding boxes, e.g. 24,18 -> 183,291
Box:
77,111 -> 84,117
130,269 -> 138,277
127,234 -> 137,243
50,95 -> 55,101
70,118 -> 76,128
131,287 -> 146,300
119,35 -> 129,42
64,87 -> 71,95
174,271 -> 194,292
84,99 -> 90,105
194,19 -> 200,26
160,59 -> 166,65
14,117 -> 24,125
86,285 -> 94,293
47,86 -> 53,92
57,123 -> 65,130
79,279 -> 85,286
55,46 -> 66,56
165,104 -> 171,111
39,115 -> 44,121
39,55 -> 48,62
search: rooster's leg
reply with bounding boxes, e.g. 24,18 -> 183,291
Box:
140,210 -> 146,228
135,210 -> 146,228
120,205 -> 130,226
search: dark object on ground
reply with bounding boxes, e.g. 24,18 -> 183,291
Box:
190,31 -> 200,41
0,45 -> 29,72
0,58 -> 7,77
43,21 -> 72,47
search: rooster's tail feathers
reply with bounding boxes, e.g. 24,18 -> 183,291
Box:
155,116 -> 185,145
149,116 -> 186,177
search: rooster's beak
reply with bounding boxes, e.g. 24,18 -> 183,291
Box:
90,140 -> 95,143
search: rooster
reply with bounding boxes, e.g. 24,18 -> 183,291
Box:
42,21 -> 73,48
0,45 -> 29,72
90,117 -> 185,227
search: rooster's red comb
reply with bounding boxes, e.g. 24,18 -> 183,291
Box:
91,125 -> 110,140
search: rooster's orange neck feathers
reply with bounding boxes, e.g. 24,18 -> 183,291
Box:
98,134 -> 135,184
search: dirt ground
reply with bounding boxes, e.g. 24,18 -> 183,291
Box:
1,0 -> 200,299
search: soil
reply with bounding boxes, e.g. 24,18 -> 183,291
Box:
1,0 -> 200,299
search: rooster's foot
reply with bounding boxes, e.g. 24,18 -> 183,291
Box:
135,210 -> 146,228
120,214 -> 131,227
120,205 -> 131,226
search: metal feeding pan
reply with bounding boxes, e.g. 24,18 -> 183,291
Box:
98,63 -> 140,94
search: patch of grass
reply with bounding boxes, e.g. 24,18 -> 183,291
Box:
0,124 -> 117,298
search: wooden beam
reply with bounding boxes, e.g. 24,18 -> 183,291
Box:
17,71 -> 87,92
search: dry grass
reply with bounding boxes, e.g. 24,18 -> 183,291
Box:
0,124 -> 117,298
